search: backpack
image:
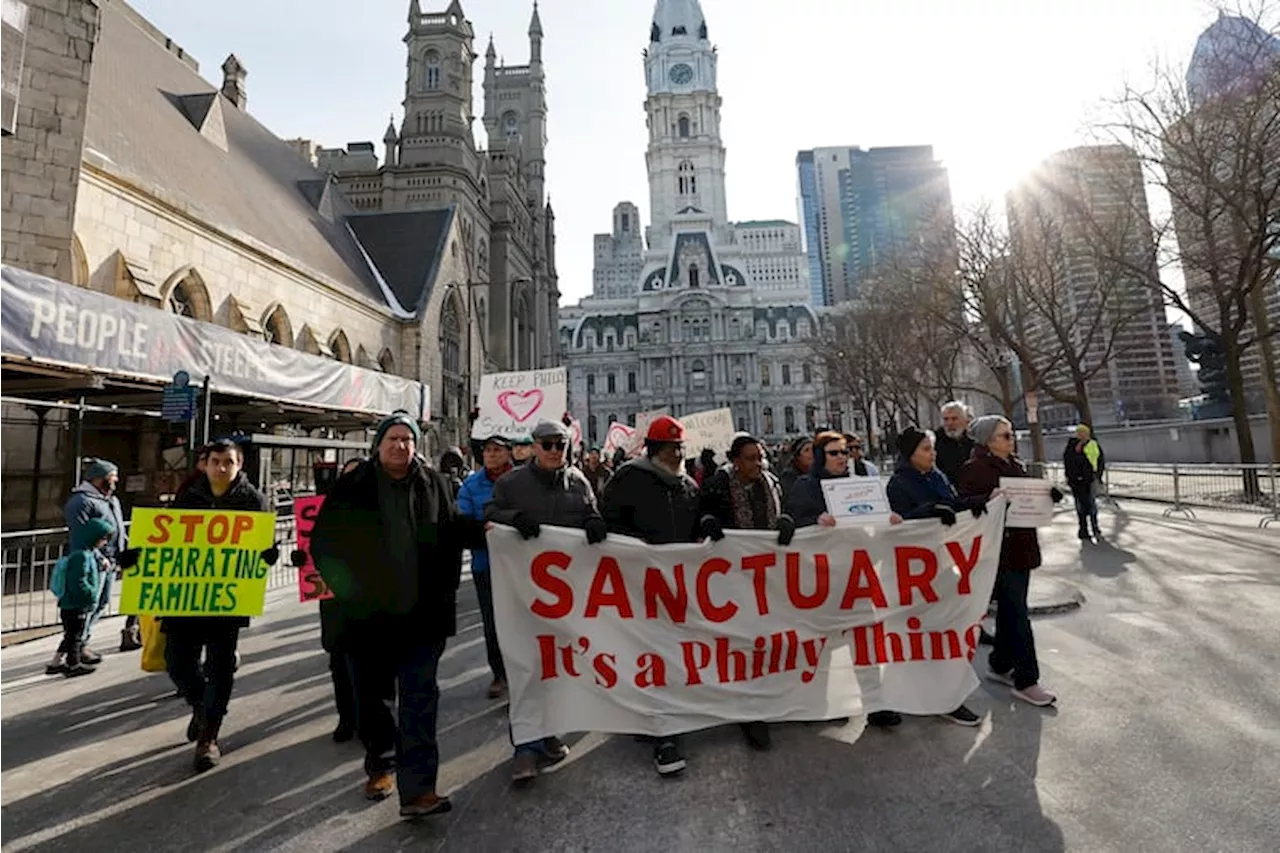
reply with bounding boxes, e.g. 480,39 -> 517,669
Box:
50,554 -> 71,602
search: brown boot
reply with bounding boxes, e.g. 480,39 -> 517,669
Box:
364,771 -> 395,801
194,717 -> 222,773
486,678 -> 507,699
399,792 -> 452,818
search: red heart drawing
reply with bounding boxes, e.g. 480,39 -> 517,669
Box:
498,389 -> 544,423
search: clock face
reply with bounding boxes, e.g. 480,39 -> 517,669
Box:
669,63 -> 694,86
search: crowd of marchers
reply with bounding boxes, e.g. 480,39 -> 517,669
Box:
44,401 -> 1107,822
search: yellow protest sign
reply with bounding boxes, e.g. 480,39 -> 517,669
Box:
120,508 -> 276,617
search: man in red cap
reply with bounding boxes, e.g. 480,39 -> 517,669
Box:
600,414 -> 721,777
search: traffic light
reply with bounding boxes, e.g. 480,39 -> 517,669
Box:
1179,329 -> 1231,410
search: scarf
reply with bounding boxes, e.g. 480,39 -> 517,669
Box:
728,472 -> 779,531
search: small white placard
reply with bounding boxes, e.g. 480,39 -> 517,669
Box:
1000,477 -> 1054,527
821,476 -> 892,526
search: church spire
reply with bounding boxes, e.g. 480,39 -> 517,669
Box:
407,0 -> 420,25
529,1 -> 543,37
529,2 -> 543,64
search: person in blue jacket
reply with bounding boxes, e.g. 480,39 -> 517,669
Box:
455,434 -> 513,700
52,517 -> 115,677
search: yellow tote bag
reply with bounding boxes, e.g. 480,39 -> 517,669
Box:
139,615 -> 167,673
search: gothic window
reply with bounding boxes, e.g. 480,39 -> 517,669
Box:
262,304 -> 291,346
627,372 -> 637,393
424,50 -> 441,90
689,263 -> 699,288
165,270 -> 211,321
677,160 -> 695,195
763,407 -> 774,435
379,348 -> 397,374
782,364 -> 791,385
760,362 -> 771,386
587,373 -> 595,394
802,362 -> 813,385
678,115 -> 690,138
691,360 -> 707,389
784,406 -> 796,433
607,372 -> 616,394
440,298 -> 462,375
329,330 -> 353,363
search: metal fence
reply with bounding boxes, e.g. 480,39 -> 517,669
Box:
1,516 -> 301,634
1042,462 -> 1279,527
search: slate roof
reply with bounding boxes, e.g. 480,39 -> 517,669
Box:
347,209 -> 454,315
83,3 -> 386,307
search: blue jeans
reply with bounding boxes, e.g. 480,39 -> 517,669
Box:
351,637 -> 446,802
81,569 -> 113,643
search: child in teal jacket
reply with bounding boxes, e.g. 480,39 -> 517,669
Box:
51,516 -> 115,677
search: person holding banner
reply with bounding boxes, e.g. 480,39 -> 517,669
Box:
163,438 -> 275,773
600,415 -> 711,776
885,426 -> 987,727
456,435 -> 515,700
484,420 -> 605,785
957,416 -> 1060,708
697,434 -> 790,750
310,413 -> 486,819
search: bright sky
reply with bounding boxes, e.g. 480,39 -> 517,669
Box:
128,0 -> 1219,306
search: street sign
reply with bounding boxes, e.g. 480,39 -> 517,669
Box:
162,379 -> 197,422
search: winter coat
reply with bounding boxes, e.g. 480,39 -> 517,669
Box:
786,456 -> 867,528
164,472 -> 271,632
309,458 -> 485,646
699,468 -> 784,531
55,516 -> 115,612
600,456 -> 702,544
64,482 -> 127,562
934,430 -> 976,485
1063,438 -> 1105,488
778,464 -> 806,502
582,462 -> 612,500
456,466 -> 510,573
485,463 -> 601,530
956,446 -> 1042,572
886,461 -> 975,520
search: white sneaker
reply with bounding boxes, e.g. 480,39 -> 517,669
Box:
987,668 -> 1016,687
1012,684 -> 1057,707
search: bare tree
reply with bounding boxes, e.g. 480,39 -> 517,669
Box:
1086,2 -> 1280,467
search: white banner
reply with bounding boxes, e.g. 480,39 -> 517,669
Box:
489,499 -> 1006,742
601,421 -> 635,455
471,368 -> 567,440
680,407 -> 736,461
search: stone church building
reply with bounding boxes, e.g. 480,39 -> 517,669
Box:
0,0 -> 555,526
560,0 -> 821,446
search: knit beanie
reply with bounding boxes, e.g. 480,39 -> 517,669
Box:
372,411 -> 422,451
83,458 -> 118,481
896,427 -> 929,460
967,415 -> 1007,447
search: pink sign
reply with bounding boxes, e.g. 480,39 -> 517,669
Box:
294,495 -> 333,602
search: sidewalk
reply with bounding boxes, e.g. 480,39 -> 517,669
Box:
2,512 -> 1278,852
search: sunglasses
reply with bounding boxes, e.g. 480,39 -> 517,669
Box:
539,440 -> 567,451
826,448 -> 850,457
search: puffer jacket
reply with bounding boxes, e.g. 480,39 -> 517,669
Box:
55,516 -> 115,611
64,482 -> 127,562
600,456 -> 701,544
485,463 -> 600,530
886,461 -> 975,520
456,465 -> 511,572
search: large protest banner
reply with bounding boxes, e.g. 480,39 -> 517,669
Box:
293,495 -> 333,602
471,368 -> 567,440
489,500 -> 1005,742
120,508 -> 277,616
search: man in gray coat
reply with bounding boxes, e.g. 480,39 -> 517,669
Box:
484,420 -> 607,786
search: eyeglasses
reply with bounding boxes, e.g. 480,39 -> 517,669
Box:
826,448 -> 850,457
539,440 -> 567,451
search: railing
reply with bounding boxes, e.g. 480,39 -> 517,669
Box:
1,516 -> 302,634
1042,462 -> 1279,528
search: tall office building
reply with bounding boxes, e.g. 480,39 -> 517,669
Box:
796,145 -> 953,305
1007,145 -> 1181,427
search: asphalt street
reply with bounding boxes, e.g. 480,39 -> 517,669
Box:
2,505 -> 1278,852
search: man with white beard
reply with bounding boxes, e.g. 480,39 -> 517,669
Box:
934,401 -> 976,485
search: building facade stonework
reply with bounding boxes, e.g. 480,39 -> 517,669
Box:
560,0 -> 818,447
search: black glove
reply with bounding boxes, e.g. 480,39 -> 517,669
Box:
776,514 -> 797,546
971,502 -> 987,518
585,516 -> 608,545
1050,486 -> 1065,504
513,512 -> 541,540
700,515 -> 725,542
260,546 -> 280,566
290,549 -> 308,568
118,548 -> 141,569
932,505 -> 957,526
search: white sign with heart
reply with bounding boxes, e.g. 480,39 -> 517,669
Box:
472,368 -> 567,440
